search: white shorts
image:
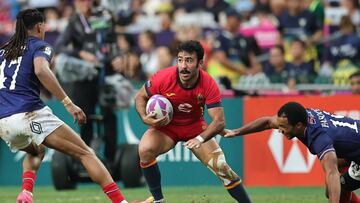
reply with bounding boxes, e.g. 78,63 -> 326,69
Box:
0,106 -> 64,152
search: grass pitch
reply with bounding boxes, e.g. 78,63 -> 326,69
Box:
0,185 -> 330,203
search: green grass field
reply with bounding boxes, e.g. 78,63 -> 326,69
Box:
0,185 -> 332,203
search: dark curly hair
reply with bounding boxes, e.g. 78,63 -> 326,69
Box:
177,40 -> 204,61
1,9 -> 44,60
278,102 -> 308,126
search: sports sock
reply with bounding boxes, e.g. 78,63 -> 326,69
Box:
226,181 -> 252,203
22,171 -> 36,192
102,182 -> 125,203
140,160 -> 163,201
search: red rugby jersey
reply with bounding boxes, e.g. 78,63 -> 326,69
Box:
145,66 -> 222,126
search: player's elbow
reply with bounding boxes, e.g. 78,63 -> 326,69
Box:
216,118 -> 225,132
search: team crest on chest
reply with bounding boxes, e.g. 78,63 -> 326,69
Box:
196,94 -> 204,105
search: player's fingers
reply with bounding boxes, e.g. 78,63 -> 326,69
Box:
184,141 -> 194,149
147,111 -> 157,118
79,110 -> 86,124
159,117 -> 169,126
155,117 -> 167,126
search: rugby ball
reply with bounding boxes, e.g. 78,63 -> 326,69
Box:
146,94 -> 173,125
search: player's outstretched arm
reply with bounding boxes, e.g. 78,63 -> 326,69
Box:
34,57 -> 86,124
222,115 -> 278,138
321,151 -> 340,203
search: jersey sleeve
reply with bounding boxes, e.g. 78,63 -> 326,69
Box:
204,76 -> 222,109
34,44 -> 53,63
144,71 -> 163,97
311,132 -> 335,160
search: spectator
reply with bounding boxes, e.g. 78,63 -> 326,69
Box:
277,0 -> 323,62
157,46 -> 175,69
253,0 -> 271,13
323,16 -> 360,71
210,8 -> 262,85
303,0 -> 325,28
44,8 -> 60,32
288,39 -> 317,85
263,45 -> 292,84
111,33 -> 146,82
203,0 -> 230,22
278,0 -> 323,43
138,30 -> 159,77
269,0 -> 286,16
349,70 -> 360,94
340,0 -> 360,26
58,4 -> 74,32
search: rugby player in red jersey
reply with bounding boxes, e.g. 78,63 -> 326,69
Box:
134,40 -> 251,203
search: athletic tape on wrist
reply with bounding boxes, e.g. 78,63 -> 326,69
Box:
196,135 -> 205,143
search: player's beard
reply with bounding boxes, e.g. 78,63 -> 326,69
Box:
179,63 -> 199,83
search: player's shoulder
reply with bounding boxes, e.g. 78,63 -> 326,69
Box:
28,37 -> 53,57
28,37 -> 51,51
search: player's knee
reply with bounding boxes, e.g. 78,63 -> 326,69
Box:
76,146 -> 96,161
138,144 -> 157,162
207,152 -> 239,185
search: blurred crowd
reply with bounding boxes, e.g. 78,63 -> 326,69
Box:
1,0 -> 360,96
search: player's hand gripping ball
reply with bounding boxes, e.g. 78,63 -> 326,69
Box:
146,94 -> 173,125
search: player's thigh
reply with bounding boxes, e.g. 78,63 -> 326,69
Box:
191,138 -> 221,164
0,106 -> 63,152
341,161 -> 360,191
139,128 -> 176,157
42,124 -> 91,159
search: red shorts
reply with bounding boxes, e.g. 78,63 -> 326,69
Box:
153,120 -> 207,143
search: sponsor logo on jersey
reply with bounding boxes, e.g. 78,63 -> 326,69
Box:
178,103 -> 192,113
166,93 -> 176,97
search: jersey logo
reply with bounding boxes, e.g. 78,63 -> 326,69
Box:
166,93 -> 176,97
178,103 -> 192,113
196,94 -> 204,105
30,121 -> 43,134
44,47 -> 52,56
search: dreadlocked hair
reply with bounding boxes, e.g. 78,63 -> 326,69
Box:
0,9 -> 44,60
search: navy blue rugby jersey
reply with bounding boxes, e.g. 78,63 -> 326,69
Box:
0,36 -> 53,119
298,109 -> 360,163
